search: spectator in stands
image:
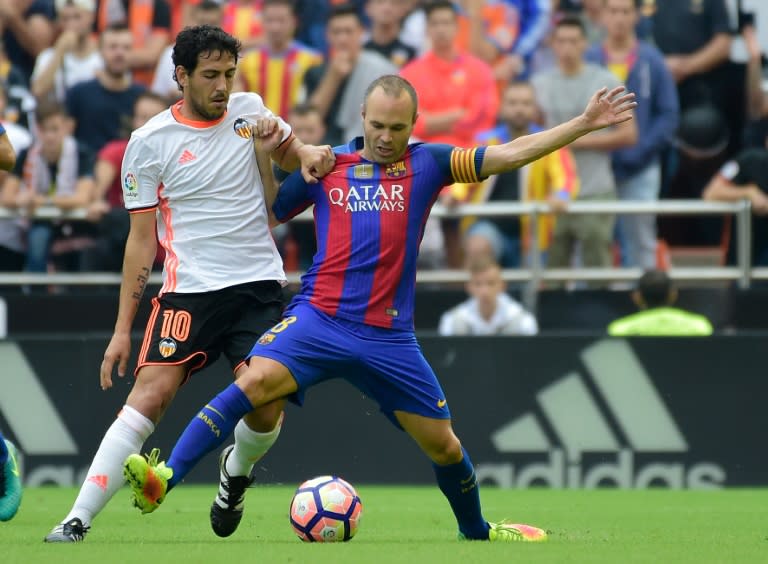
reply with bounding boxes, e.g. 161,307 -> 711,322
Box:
31,0 -> 103,104
3,102 -> 95,275
400,0 -> 499,268
439,256 -> 538,335
66,23 -> 145,153
455,0 -> 551,84
238,0 -> 323,119
531,16 -> 636,278
400,0 -> 498,147
294,0 -> 366,52
457,80 -> 578,268
0,0 -> 55,83
364,0 -> 416,68
607,269 -> 713,336
303,4 -> 397,146
586,0 -> 678,270
94,0 -> 171,86
220,0 -> 265,52
652,0 -> 731,113
0,108 -> 24,272
289,102 -> 327,146
742,23 -> 768,149
0,41 -> 35,130
399,0 -> 427,55
702,135 -> 768,267
0,84 -> 32,155
151,0 -> 223,100
82,91 -> 168,272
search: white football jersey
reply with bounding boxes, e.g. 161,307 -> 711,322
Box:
438,294 -> 539,336
122,92 -> 290,294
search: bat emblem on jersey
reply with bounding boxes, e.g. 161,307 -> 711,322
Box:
234,117 -> 253,139
158,338 -> 177,358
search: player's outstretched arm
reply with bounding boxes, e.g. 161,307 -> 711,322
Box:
480,86 -> 636,177
100,211 -> 157,390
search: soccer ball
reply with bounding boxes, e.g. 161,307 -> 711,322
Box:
289,475 -> 363,542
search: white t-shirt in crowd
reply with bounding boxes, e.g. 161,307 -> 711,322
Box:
438,293 -> 539,336
31,48 -> 103,102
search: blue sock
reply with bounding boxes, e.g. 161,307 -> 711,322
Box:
166,384 -> 253,490
0,434 -> 7,466
433,447 -> 489,539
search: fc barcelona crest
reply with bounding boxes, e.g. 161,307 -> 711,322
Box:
258,333 -> 275,345
385,161 -> 406,178
158,338 -> 177,358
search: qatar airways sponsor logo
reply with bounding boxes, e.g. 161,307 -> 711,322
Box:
328,184 -> 406,213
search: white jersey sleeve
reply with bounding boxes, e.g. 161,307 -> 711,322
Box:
122,134 -> 163,211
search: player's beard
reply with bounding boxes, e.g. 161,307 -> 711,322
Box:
190,95 -> 227,121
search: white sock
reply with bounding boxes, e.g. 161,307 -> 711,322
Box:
225,413 -> 284,478
63,405 -> 154,526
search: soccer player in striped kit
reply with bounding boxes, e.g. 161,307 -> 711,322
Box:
126,75 -> 635,542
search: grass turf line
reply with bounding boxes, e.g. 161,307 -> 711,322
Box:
2,486 -> 766,564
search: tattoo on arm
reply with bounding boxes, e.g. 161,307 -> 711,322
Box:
131,267 -> 150,301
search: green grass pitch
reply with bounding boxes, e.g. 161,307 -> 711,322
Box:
2,486 -> 766,563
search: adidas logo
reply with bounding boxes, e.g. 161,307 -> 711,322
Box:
178,149 -> 197,164
477,340 -> 726,489
87,474 -> 108,491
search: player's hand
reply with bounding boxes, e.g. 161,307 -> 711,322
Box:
297,144 -> 335,183
581,86 -> 636,132
100,331 -> 131,390
250,117 -> 283,154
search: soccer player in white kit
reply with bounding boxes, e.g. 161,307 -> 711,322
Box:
44,24 -> 335,542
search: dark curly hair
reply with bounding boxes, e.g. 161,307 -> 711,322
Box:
172,25 -> 241,92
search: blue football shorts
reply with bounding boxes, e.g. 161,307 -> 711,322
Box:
247,301 -> 450,428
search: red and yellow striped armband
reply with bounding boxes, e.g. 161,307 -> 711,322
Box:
449,146 -> 487,183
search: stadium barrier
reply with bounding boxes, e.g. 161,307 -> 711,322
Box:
0,200 -> 759,312
2,335 -> 763,489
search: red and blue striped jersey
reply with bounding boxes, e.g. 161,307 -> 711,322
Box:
273,137 -> 487,330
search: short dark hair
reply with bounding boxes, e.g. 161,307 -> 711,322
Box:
134,91 -> 169,111
36,101 -> 68,124
363,75 -> 418,120
327,4 -> 362,24
467,255 -> 501,276
637,269 -> 673,308
424,0 -> 457,18
99,22 -> 131,44
196,0 -> 223,12
263,0 -> 296,13
603,0 -> 641,8
554,15 -> 587,36
172,25 -> 241,91
289,102 -> 321,118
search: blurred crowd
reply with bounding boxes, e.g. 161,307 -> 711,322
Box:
0,0 -> 766,289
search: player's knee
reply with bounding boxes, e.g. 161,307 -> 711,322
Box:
244,402 -> 283,432
427,435 -> 463,466
238,365 -> 272,406
127,375 -> 179,421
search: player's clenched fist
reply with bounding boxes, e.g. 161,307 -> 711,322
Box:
250,117 -> 283,153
